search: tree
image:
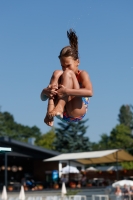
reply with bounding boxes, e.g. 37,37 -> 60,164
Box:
0,111 -> 41,142
92,133 -> 110,150
91,133 -> 114,151
53,119 -> 91,153
121,161 -> 133,170
91,142 -> 100,151
118,105 -> 133,129
108,124 -> 133,150
36,128 -> 56,150
0,111 -> 16,137
92,105 -> 133,153
0,111 -> 6,136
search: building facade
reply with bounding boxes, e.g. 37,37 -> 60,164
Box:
0,136 -> 59,190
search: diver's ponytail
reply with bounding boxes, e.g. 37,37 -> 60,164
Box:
67,29 -> 78,52
58,29 -> 79,60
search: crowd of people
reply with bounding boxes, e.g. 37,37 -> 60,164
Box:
115,184 -> 133,200
60,174 -> 87,188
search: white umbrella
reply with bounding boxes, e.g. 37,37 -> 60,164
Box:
1,186 -> 7,200
18,186 -> 25,200
112,180 -> 133,187
86,167 -> 98,171
61,165 -> 79,174
61,182 -> 67,197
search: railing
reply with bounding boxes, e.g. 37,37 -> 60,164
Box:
92,194 -> 133,200
0,195 -> 87,200
3,192 -> 133,200
46,196 -> 87,200
92,195 -> 109,200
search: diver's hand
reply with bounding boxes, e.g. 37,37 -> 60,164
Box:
41,84 -> 58,99
57,85 -> 67,99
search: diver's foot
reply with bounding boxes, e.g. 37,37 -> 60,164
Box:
48,105 -> 63,119
44,114 -> 54,127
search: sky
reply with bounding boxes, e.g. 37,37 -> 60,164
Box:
0,0 -> 133,143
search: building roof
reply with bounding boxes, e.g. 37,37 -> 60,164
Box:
0,136 -> 59,159
44,149 -> 133,164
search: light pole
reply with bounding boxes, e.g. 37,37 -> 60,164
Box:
0,147 -> 12,188
4,153 -> 7,187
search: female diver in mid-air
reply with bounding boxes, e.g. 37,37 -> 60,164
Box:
41,29 -> 93,126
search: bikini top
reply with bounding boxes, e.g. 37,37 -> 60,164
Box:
76,70 -> 82,86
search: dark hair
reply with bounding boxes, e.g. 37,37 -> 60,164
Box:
58,29 -> 79,60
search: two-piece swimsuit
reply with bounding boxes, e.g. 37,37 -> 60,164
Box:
56,70 -> 89,123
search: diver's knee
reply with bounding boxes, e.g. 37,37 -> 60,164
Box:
52,70 -> 63,78
63,69 -> 74,77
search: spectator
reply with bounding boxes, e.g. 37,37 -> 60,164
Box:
115,186 -> 122,200
122,184 -> 130,200
129,186 -> 133,200
21,177 -> 26,186
81,174 -> 87,187
60,175 -> 68,186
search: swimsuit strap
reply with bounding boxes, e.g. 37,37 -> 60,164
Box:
76,70 -> 82,82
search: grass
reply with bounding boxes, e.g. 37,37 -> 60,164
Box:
66,189 -> 81,196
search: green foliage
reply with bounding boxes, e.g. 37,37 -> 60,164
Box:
0,111 -> 6,136
99,134 -> 110,149
121,161 -> 133,170
53,119 -> 91,153
36,128 -> 56,150
1,103 -> 133,154
66,189 -> 81,196
91,104 -> 133,152
108,124 -> 133,149
118,105 -> 133,129
0,111 -> 41,142
90,142 -> 100,151
91,133 -> 110,150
